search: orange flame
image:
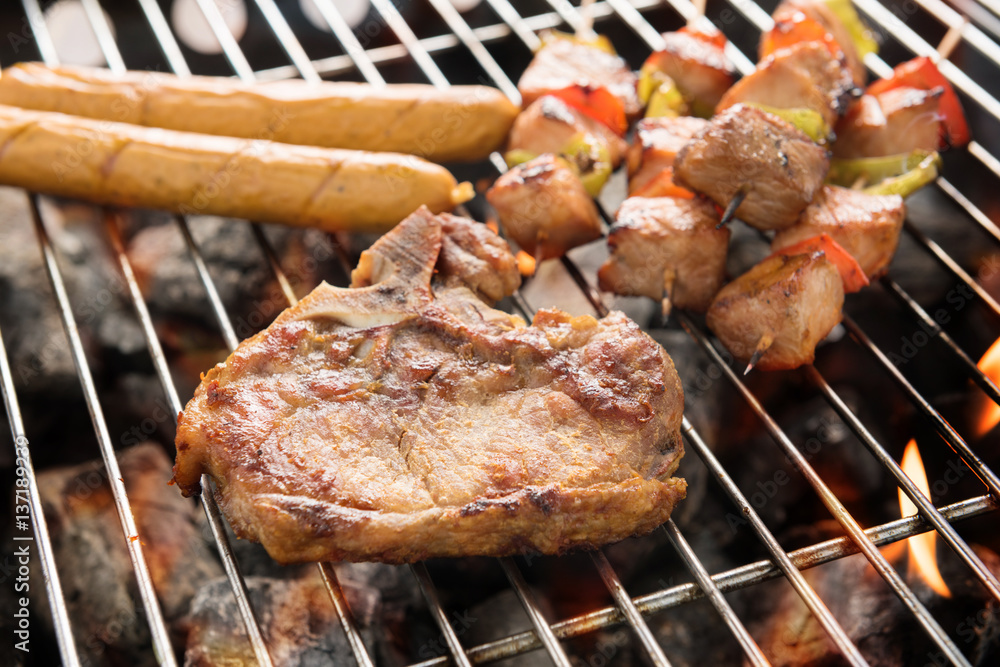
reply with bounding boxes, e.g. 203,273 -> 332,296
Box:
516,250 -> 536,277
975,338 -> 1000,437
899,439 -> 951,597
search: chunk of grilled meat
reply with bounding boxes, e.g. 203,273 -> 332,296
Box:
437,213 -> 522,303
707,251 -> 844,371
771,185 -> 906,278
173,207 -> 686,563
771,0 -> 867,85
642,29 -> 736,115
627,116 -> 708,195
598,197 -> 729,312
718,42 -> 856,127
486,154 -> 602,261
674,104 -> 831,231
833,88 -> 942,158
508,95 -> 627,167
518,37 -> 641,116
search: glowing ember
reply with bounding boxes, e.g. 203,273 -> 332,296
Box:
516,250 -> 536,277
975,338 -> 1000,437
899,439 -> 951,597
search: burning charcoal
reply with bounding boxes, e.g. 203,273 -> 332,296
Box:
462,588 -> 554,667
0,188 -> 140,395
650,598 -> 747,667
746,544 -> 1000,665
182,572 -> 379,667
28,442 -> 222,666
125,214 -> 340,336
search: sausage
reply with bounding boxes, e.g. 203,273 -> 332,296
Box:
0,105 -> 473,233
0,63 -> 519,163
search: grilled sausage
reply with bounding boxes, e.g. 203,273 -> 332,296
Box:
0,63 -> 519,163
0,105 -> 472,233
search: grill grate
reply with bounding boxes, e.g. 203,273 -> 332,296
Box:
1,1 -> 999,666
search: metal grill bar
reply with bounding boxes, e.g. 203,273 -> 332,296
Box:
409,496 -> 995,667
411,563 -> 475,667
2,1 -> 998,665
589,551 -> 672,667
319,562 -> 377,667
310,0 -> 387,84
499,557 -> 574,667
806,366 -> 1000,602
680,417 -> 870,667
370,0 -> 451,87
26,193 -> 178,666
879,277 -> 1000,406
903,219 -> 1000,318
0,333 -> 79,666
662,519 -> 770,666
680,313 -> 972,667
841,314 -> 1000,498
56,5 -> 280,663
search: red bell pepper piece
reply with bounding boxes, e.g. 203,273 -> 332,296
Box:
760,12 -> 844,61
866,56 -> 970,148
548,84 -> 628,136
773,233 -> 870,293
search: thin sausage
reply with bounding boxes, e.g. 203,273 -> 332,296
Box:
0,105 -> 473,233
0,63 -> 519,163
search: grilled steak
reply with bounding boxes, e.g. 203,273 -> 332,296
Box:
173,208 -> 686,564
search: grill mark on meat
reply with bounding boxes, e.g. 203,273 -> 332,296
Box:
0,120 -> 36,163
173,208 -> 685,563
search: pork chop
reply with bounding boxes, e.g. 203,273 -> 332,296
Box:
173,207 -> 686,564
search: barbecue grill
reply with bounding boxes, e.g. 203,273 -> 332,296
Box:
1,0 -> 999,665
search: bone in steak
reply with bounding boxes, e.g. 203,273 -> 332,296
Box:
173,207 -> 686,564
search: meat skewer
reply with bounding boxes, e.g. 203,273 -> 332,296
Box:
486,154 -> 602,262
673,103 -> 831,231
598,197 -> 729,315
489,29 -> 637,263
